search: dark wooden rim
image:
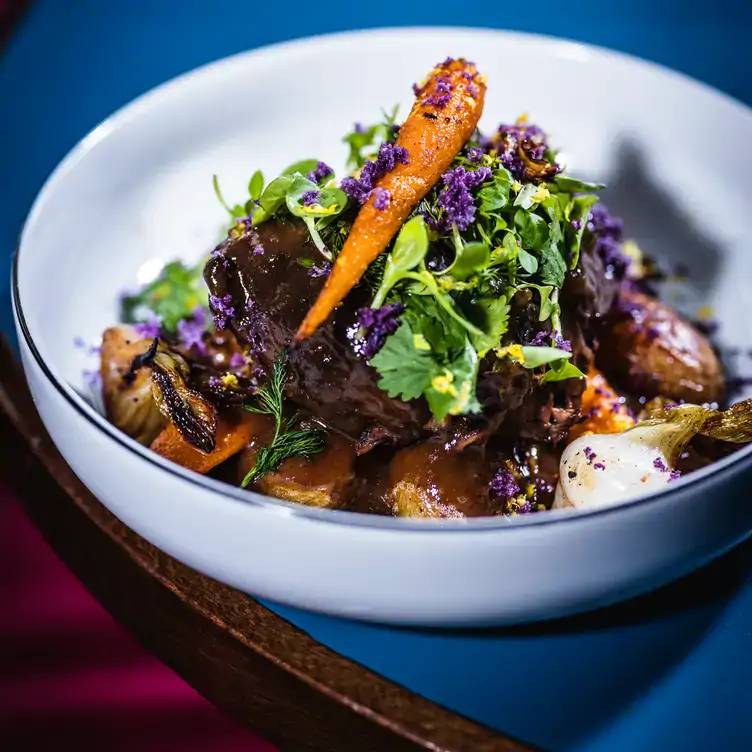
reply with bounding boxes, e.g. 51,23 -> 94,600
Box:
0,334 -> 539,752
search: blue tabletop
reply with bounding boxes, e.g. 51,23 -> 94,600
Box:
2,2 -> 751,750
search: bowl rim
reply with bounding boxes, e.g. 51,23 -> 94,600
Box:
13,25 -> 752,532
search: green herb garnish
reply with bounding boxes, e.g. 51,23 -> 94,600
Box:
241,352 -> 327,488
121,260 -> 208,332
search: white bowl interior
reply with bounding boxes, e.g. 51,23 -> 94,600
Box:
17,26 -> 752,488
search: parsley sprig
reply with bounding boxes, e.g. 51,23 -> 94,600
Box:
240,352 -> 327,488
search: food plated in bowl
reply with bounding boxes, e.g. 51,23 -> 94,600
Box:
13,29 -> 752,625
98,57 -> 752,518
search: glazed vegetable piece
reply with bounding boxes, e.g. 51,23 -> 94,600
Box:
147,344 -> 218,453
101,326 -> 168,445
102,326 -> 219,452
237,412 -> 356,508
388,441 -> 498,518
150,408 -> 253,474
294,58 -> 486,343
567,367 -> 636,442
597,288 -> 725,404
554,399 -> 752,510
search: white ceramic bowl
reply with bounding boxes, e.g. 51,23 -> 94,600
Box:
13,28 -> 752,626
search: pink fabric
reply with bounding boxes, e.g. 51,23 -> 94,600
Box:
0,480 -> 277,751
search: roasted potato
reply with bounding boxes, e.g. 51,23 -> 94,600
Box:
387,442 -> 497,518
100,326 -> 167,445
238,415 -> 356,509
597,289 -> 725,404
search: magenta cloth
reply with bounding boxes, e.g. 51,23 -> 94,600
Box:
0,480 -> 278,750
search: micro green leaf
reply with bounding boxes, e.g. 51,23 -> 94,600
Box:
519,346 -> 573,369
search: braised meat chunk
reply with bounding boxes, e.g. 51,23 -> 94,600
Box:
205,220 -> 430,448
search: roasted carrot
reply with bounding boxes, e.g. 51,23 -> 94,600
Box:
150,408 -> 254,474
568,368 -> 636,442
294,58 -> 486,343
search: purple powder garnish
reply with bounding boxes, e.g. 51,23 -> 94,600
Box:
587,203 -> 628,277
489,468 -> 521,500
133,313 -> 163,340
593,462 -> 606,471
356,304 -> 405,360
571,219 -> 582,230
583,446 -> 596,463
441,56 -> 456,66
229,352 -> 246,369
309,261 -> 332,279
341,142 -> 409,205
301,190 -> 320,206
177,307 -> 208,355
467,147 -> 483,163
436,165 -> 492,232
373,188 -> 390,211
210,246 -> 230,267
467,83 -> 478,99
423,74 -> 454,109
209,293 -> 235,330
551,330 -> 572,353
653,457 -> 669,473
412,82 -> 421,97
669,469 -> 682,482
306,161 -> 333,184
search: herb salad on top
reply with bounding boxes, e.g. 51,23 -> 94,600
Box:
96,57 -> 752,518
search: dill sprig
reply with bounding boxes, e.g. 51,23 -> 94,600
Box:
240,351 -> 327,488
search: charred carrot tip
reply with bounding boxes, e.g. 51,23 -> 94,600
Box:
294,58 -> 486,343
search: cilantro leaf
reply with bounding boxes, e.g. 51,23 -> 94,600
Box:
370,320 -> 436,401
468,295 -> 511,356
425,338 -> 481,422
